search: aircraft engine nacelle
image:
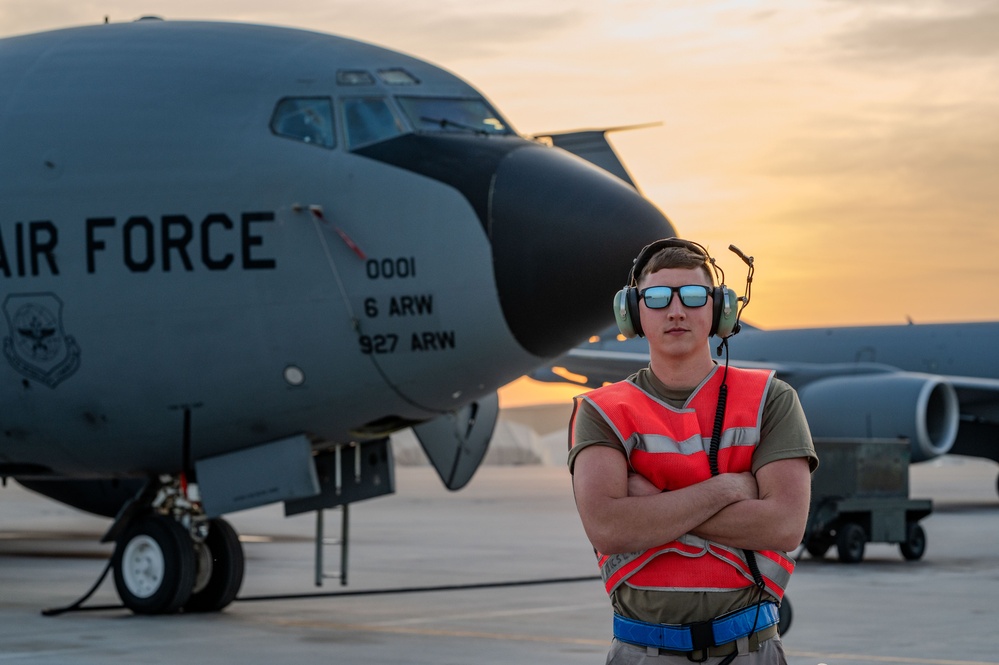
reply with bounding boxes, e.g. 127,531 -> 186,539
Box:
796,373 -> 959,462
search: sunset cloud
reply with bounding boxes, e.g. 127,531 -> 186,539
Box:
2,0 -> 996,329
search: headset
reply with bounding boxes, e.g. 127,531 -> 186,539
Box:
613,238 -> 752,340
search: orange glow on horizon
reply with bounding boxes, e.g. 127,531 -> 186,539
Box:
498,376 -> 584,409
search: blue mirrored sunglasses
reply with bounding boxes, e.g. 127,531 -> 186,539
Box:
639,285 -> 711,309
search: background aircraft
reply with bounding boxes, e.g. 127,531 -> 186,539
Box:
526,115 -> 999,499
0,19 -> 673,614
535,320 -> 999,496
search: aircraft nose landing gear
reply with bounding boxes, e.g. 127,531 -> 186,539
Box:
110,478 -> 244,614
113,515 -> 196,614
185,518 -> 244,613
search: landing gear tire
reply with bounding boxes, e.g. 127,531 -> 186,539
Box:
836,522 -> 866,563
184,518 -> 244,613
899,522 -> 926,561
113,515 -> 196,614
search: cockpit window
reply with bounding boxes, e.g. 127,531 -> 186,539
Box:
341,97 -> 404,149
377,68 -> 419,85
396,97 -> 512,135
337,70 -> 376,86
270,98 -> 336,148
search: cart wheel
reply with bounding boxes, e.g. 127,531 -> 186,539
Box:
836,522 -> 866,563
899,522 -> 926,561
805,537 -> 832,559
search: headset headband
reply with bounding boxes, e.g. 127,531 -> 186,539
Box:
614,237 -> 752,341
628,238 -> 720,288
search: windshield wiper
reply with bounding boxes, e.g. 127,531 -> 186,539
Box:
419,116 -> 488,135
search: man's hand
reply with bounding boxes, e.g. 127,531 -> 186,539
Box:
572,445 -> 759,554
724,471 -> 760,502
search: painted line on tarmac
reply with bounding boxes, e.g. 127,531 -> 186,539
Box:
270,620 -> 999,663
0,649 -> 81,661
786,650 -> 999,665
272,618 -> 609,647
362,602 -> 609,627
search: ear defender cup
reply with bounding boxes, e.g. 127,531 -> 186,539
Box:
710,286 -> 727,337
713,286 -> 740,338
614,287 -> 643,338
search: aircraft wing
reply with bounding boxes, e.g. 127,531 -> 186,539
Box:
538,346 -> 905,390
537,347 -> 649,389
536,337 -> 999,477
943,375 -> 999,405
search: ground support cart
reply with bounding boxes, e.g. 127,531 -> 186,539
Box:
803,439 -> 933,563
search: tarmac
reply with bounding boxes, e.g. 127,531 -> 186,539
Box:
1,420 -> 998,665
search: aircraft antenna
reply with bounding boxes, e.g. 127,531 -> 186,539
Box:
306,205 -> 366,260
298,204 -> 362,329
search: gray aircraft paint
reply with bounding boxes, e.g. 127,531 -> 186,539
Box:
0,20 -> 672,479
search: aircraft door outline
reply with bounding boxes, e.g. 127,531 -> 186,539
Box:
298,198 -> 455,421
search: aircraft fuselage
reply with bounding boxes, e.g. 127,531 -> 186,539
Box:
0,20 -> 672,478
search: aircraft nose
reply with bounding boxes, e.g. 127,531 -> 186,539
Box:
489,145 -> 674,358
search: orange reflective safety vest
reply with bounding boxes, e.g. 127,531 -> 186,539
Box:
573,366 -> 794,600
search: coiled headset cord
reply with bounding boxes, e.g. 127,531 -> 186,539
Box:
709,341 -> 767,665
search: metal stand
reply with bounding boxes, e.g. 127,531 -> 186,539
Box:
315,503 -> 349,587
299,439 -> 394,587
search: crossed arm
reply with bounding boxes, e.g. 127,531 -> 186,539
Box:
571,445 -> 811,554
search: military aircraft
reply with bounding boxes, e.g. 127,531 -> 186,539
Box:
535,319 -> 999,495
0,18 -> 673,614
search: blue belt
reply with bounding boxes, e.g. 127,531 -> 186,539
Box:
613,602 -> 780,652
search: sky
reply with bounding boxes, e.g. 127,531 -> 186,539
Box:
3,1 -> 998,404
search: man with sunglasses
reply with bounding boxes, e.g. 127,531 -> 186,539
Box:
569,239 -> 817,665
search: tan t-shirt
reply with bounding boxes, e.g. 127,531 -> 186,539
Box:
569,365 -> 818,625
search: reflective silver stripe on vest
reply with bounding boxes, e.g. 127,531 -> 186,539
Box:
624,432 -> 701,457
600,550 -> 645,587
601,535 -> 793,595
625,429 -> 760,457
600,534 -> 710,589
706,542 -> 794,592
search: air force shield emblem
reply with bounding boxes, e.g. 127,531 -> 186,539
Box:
3,293 -> 81,388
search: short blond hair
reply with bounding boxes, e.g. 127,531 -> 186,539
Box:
638,245 -> 713,285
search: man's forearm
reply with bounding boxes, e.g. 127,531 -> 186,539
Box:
573,445 -> 760,555
690,498 -> 803,552
691,458 -> 812,552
